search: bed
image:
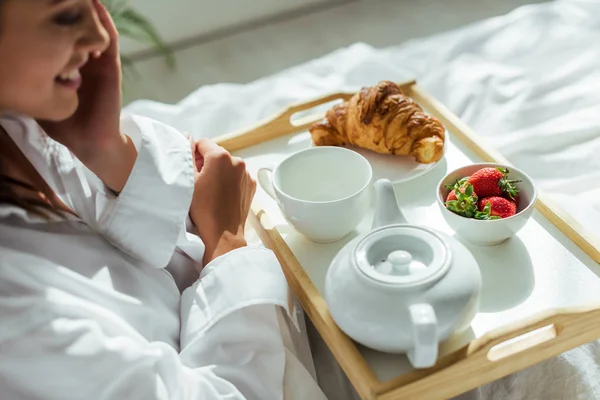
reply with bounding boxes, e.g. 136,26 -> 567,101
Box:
124,0 -> 600,398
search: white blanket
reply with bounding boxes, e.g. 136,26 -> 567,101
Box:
125,0 -> 600,398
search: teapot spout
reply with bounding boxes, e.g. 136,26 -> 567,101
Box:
372,179 -> 408,229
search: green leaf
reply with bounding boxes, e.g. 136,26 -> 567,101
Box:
499,178 -> 522,200
444,177 -> 469,192
445,188 -> 479,217
102,0 -> 176,81
444,180 -> 460,190
102,0 -> 129,14
116,9 -> 176,69
465,183 -> 474,196
474,202 -> 501,220
120,55 -> 140,79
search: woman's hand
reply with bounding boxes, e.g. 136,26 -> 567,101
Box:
39,0 -> 136,193
189,138 -> 256,267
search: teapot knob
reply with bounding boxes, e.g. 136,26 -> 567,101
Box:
388,250 -> 412,275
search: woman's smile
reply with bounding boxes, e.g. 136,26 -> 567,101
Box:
55,68 -> 82,89
55,57 -> 88,90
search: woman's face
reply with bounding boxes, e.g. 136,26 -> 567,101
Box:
0,0 -> 109,121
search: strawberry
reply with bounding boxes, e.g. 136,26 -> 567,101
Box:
446,185 -> 478,202
467,167 -> 521,199
443,176 -> 470,198
503,192 -> 520,208
446,190 -> 459,202
476,196 -> 517,219
444,182 -> 479,218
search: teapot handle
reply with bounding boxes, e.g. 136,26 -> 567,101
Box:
372,179 -> 408,229
406,303 -> 439,369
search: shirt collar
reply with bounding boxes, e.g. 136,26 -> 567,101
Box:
1,112 -> 78,224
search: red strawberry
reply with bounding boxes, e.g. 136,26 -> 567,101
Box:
444,176 -> 470,200
444,182 -> 479,218
446,185 -> 478,202
476,196 -> 517,219
467,167 -> 521,199
446,191 -> 458,202
503,192 -> 520,208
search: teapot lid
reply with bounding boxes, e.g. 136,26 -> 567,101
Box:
354,225 -> 451,287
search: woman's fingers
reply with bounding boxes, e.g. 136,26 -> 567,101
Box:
194,138 -> 227,158
92,0 -> 119,59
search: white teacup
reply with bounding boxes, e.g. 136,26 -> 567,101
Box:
257,146 -> 373,243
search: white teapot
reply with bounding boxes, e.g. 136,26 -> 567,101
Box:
324,179 -> 481,369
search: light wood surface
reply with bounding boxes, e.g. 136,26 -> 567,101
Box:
213,92 -> 348,152
408,84 -> 600,264
214,81 -> 600,400
376,305 -> 600,400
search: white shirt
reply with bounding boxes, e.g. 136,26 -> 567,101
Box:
0,113 -> 327,400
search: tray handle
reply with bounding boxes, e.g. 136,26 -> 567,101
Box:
467,306 -> 596,360
214,91 -> 352,152
215,79 -> 417,152
378,305 -> 600,400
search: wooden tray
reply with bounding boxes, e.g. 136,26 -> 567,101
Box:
214,80 -> 600,400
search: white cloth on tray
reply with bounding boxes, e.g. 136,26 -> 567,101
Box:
124,0 -> 600,398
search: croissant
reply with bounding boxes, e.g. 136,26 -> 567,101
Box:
308,81 -> 445,164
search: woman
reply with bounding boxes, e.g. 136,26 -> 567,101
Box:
0,0 -> 326,399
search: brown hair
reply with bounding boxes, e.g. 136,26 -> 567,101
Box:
0,126 -> 60,219
0,171 -> 57,219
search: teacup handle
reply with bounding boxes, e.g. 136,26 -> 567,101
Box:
257,165 -> 277,200
406,303 -> 439,369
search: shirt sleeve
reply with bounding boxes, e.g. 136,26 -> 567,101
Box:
93,114 -> 205,269
1,113 -> 205,270
0,248 -> 294,400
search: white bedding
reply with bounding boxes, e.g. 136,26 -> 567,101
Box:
124,0 -> 600,398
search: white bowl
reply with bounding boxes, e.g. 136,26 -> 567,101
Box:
436,163 -> 537,246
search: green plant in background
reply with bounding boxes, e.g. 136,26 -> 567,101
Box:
102,0 -> 175,81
